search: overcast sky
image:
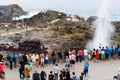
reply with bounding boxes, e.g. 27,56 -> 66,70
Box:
1,0 -> 120,11
1,0 -> 120,20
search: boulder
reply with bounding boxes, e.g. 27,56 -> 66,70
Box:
0,4 -> 26,19
87,16 -> 98,22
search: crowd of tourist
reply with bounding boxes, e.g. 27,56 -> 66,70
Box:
0,46 -> 120,80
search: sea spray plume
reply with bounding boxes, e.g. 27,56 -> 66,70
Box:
13,11 -> 39,20
87,0 -> 115,49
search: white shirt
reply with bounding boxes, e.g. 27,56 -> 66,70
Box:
54,66 -> 59,74
84,49 -> 88,56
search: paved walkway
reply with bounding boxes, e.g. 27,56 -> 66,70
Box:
5,59 -> 120,80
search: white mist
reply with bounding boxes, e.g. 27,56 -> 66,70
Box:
87,0 -> 115,49
13,11 -> 39,20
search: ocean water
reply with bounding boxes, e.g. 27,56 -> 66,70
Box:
2,0 -> 120,21
16,8 -> 120,21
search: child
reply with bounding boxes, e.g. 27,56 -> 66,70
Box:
84,59 -> 90,73
65,56 -> 70,69
29,60 -> 33,71
48,71 -> 54,80
59,70 -> 63,80
45,54 -> 49,66
79,72 -> 84,80
71,72 -> 78,80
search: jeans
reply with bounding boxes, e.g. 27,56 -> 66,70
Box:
54,74 -> 58,80
79,56 -> 83,62
14,61 -> 17,68
20,72 -> 24,79
10,61 -> 13,70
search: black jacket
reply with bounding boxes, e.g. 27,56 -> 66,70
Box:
33,73 -> 40,80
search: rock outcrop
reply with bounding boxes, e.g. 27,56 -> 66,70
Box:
0,8 -> 120,51
0,4 -> 26,19
23,10 -> 68,26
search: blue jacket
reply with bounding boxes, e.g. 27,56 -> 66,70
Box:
7,53 -> 13,62
84,62 -> 89,70
118,48 -> 120,54
13,55 -> 18,62
105,48 -> 110,55
109,48 -> 114,54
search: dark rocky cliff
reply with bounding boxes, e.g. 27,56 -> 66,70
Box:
0,4 -> 26,19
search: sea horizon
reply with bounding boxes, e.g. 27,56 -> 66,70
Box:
1,0 -> 120,21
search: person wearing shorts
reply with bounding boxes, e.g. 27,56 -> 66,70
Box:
71,53 -> 76,69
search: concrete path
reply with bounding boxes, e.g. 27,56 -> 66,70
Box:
5,59 -> 120,80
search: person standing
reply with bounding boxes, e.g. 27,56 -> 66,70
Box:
35,53 -> 39,67
45,54 -> 49,66
23,53 -> 27,65
92,48 -> 96,62
54,64 -> 59,80
105,47 -> 110,60
32,70 -> 40,80
98,47 -> 102,60
59,70 -> 63,80
48,71 -> 54,80
7,52 -> 13,70
19,62 -> 24,79
0,60 -> 6,80
118,47 -> 120,59
24,63 -> 30,80
0,54 -> 3,62
95,49 -> 99,62
51,51 -> 56,64
65,56 -> 70,69
101,47 -> 105,60
57,51 -> 63,63
64,50 -> 69,59
13,53 -> 18,68
40,53 -> 45,67
78,49 -> 83,62
66,69 -> 70,80
84,59 -> 90,73
29,60 -> 33,71
71,53 -> 76,69
18,53 -> 23,65
40,71 -> 47,80
83,48 -> 88,59
71,72 -> 78,80
83,71 -> 88,80
79,72 -> 84,80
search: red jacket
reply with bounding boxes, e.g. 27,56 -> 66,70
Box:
0,62 -> 6,72
78,50 -> 83,56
